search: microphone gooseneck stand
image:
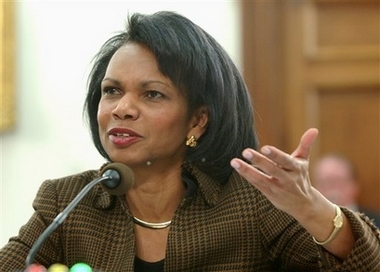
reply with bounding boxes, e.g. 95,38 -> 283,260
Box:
25,167 -> 124,268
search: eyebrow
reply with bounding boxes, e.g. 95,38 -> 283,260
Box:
102,77 -> 171,88
102,78 -> 121,85
141,80 -> 171,88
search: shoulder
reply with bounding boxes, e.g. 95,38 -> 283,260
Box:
186,164 -> 293,222
37,169 -> 99,197
224,170 -> 273,210
33,168 -> 103,212
187,164 -> 262,207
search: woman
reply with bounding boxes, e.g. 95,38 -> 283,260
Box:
1,11 -> 379,271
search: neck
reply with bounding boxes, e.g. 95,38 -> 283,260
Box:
125,169 -> 186,222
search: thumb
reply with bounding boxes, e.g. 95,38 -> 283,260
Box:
291,128 -> 319,159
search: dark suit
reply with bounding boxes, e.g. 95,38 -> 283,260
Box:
359,206 -> 380,228
1,164 -> 380,271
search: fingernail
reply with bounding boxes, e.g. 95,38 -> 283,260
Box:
261,147 -> 271,155
230,160 -> 241,169
243,150 -> 253,160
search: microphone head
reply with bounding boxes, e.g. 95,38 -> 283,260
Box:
100,163 -> 134,195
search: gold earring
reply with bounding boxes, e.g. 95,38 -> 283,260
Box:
186,135 -> 197,148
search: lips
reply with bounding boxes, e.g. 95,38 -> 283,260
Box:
107,127 -> 141,147
108,127 -> 140,137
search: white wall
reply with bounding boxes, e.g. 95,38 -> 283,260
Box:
0,0 -> 242,247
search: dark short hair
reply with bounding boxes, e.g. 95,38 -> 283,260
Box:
84,11 -> 258,183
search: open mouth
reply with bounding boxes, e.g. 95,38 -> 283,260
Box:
114,133 -> 130,138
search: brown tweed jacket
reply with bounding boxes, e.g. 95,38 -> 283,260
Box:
1,164 -> 380,271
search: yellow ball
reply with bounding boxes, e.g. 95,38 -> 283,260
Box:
48,263 -> 69,272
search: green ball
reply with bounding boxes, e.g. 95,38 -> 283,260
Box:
69,263 -> 92,272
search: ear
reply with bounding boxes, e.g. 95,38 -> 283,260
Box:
187,106 -> 209,139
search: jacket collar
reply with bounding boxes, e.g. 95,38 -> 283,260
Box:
183,163 -> 222,207
93,162 -> 224,209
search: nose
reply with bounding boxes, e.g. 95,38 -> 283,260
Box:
111,93 -> 139,120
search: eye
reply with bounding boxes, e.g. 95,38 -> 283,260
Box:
146,90 -> 164,99
101,87 -> 120,96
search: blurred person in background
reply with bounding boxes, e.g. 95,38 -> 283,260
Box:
312,153 -> 380,227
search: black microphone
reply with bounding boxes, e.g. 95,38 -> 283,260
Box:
25,163 -> 134,268
100,163 -> 134,195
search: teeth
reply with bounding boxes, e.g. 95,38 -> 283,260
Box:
115,133 -> 130,137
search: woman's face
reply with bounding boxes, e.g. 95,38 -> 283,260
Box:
97,42 -> 205,170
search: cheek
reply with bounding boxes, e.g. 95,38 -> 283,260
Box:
163,108 -> 189,129
149,111 -> 187,139
97,102 -> 109,128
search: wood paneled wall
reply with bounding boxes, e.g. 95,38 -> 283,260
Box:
242,0 -> 380,211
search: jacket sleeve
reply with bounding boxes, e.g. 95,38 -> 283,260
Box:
258,199 -> 324,271
317,207 -> 380,271
0,180 -> 62,271
259,196 -> 380,271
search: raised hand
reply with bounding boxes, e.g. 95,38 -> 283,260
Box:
231,128 -> 356,259
230,128 -> 320,217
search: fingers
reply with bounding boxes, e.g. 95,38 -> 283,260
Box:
260,146 -> 295,171
291,128 -> 319,159
231,128 -> 319,180
230,128 -> 318,215
253,127 -> 318,172
230,156 -> 275,195
235,147 -> 293,181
